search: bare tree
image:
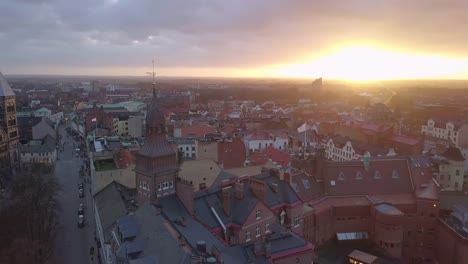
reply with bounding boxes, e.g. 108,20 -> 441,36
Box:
0,171 -> 62,264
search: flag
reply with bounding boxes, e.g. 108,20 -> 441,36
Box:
297,122 -> 309,133
297,122 -> 317,133
91,117 -> 97,122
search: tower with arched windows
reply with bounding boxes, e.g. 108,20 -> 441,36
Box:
0,72 -> 19,185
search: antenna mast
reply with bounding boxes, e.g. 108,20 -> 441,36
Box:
146,59 -> 156,96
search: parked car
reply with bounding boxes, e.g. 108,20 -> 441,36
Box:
77,215 -> 85,228
78,204 -> 84,215
79,189 -> 84,198
78,183 -> 84,189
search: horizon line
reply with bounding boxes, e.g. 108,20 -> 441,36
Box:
4,73 -> 468,82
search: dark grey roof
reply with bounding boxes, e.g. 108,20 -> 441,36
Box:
17,116 -> 42,127
159,196 -> 312,264
138,133 -> 176,158
19,135 -> 56,154
171,137 -> 196,145
0,72 -> 15,97
129,256 -> 159,264
254,173 -> 300,207
115,204 -> 191,264
193,184 -> 258,228
94,181 -> 128,241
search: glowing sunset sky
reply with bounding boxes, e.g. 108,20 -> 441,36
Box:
1,0 -> 468,80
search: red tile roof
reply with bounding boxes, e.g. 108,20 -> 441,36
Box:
263,146 -> 291,168
322,158 -> 414,196
391,134 -> 421,146
218,139 -> 246,169
248,152 -> 268,165
441,146 -> 465,161
115,149 -> 135,169
181,125 -> 217,138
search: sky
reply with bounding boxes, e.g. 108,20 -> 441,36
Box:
1,0 -> 468,80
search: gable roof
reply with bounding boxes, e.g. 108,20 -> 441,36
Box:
218,138 -> 246,169
179,159 -> 222,191
93,181 -> 128,241
322,158 -> 414,196
193,183 -> 258,228
115,203 -> 191,264
441,146 -> 465,161
0,72 -> 15,97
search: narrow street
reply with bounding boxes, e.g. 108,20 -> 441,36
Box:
52,124 -> 97,264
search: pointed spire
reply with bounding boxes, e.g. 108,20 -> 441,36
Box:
152,59 -> 156,97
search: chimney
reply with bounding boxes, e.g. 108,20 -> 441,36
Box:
283,172 -> 292,185
265,238 -> 272,258
314,146 -> 325,181
254,240 -> 264,256
250,179 -> 266,202
234,181 -> 244,200
222,186 -> 233,216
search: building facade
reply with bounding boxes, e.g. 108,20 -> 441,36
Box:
421,119 -> 462,146
19,135 -> 56,167
135,89 -> 179,204
0,72 -> 20,184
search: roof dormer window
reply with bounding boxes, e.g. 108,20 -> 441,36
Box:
374,170 -> 382,179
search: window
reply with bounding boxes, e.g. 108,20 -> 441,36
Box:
163,182 -> 169,190
256,209 -> 261,220
355,171 -> 363,179
456,170 -> 460,176
169,181 -> 173,188
256,226 -> 261,237
192,146 -> 195,151
294,216 -> 300,227
265,223 -> 270,233
186,147 -> 189,151
338,171 -> 345,180
245,230 -> 251,242
374,170 -> 382,179
158,184 -> 162,191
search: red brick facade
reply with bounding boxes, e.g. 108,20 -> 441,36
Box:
85,105 -> 113,135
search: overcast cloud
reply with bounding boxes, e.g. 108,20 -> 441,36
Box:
1,0 -> 467,75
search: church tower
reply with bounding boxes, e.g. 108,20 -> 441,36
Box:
0,73 -> 19,185
135,69 -> 178,205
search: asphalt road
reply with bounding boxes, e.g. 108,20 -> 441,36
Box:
52,125 -> 97,264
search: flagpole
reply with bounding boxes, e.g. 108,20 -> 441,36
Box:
303,123 -> 306,159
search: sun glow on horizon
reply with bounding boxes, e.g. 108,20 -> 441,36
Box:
264,47 -> 468,81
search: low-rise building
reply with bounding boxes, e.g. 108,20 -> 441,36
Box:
436,205 -> 468,264
290,155 -> 440,263
243,131 -> 289,153
432,146 -> 465,191
19,135 -> 56,167
32,118 -> 56,140
171,137 -> 198,160
325,136 -> 388,161
421,118 -> 466,147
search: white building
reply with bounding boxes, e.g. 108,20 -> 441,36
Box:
325,137 -> 389,161
421,119 -> 464,146
432,146 -> 465,191
243,131 -> 289,153
325,138 -> 360,161
19,135 -> 57,167
172,138 -> 198,159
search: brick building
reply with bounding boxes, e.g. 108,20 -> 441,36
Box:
290,153 -> 440,263
135,89 -> 179,205
85,104 -> 114,136
436,205 -> 468,264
